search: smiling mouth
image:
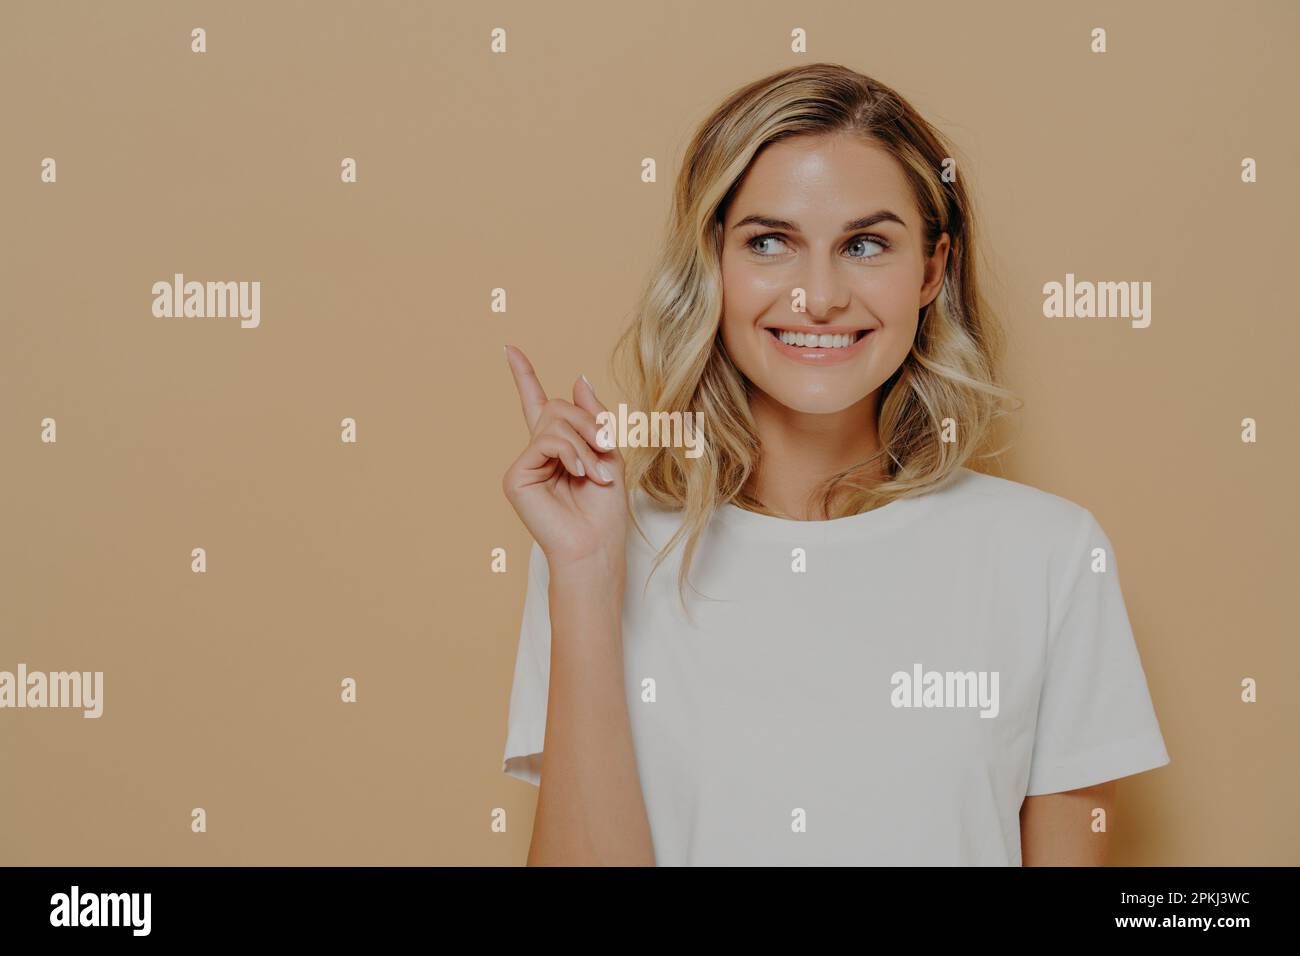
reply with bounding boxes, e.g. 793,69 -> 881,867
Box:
766,327 -> 870,350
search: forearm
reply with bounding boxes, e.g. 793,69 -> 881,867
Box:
526,558 -> 656,866
1019,782 -> 1115,866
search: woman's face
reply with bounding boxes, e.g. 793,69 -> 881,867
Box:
719,132 -> 950,415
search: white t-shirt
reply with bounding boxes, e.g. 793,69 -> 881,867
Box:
501,466 -> 1171,865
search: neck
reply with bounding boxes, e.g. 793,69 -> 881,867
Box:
746,389 -> 885,520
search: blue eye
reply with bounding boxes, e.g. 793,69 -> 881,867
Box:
745,232 -> 891,260
846,235 -> 888,259
748,235 -> 788,256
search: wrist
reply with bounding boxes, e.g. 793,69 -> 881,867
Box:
548,540 -> 625,578
549,547 -> 625,597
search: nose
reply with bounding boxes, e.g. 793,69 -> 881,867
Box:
797,252 -> 851,321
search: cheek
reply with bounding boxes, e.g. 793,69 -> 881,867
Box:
721,261 -> 790,338
719,317 -> 758,378
843,261 -> 916,314
878,276 -> 922,315
720,267 -> 761,349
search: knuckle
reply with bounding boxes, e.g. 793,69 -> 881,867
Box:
543,419 -> 573,442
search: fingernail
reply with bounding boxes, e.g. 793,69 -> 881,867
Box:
573,459 -> 585,477
581,373 -> 592,389
595,462 -> 613,483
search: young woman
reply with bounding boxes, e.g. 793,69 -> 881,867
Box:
499,63 -> 1170,866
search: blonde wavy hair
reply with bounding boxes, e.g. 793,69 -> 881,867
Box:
612,62 -> 1021,601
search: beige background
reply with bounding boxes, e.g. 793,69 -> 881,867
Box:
1,0 -> 1296,865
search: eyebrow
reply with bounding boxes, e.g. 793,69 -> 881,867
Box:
730,210 -> 908,232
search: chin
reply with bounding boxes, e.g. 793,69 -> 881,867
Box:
761,384 -> 871,416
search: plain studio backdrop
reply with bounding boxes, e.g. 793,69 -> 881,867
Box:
0,0 -> 1296,865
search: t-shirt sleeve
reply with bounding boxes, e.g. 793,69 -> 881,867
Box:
1024,508 -> 1171,796
501,541 -> 552,787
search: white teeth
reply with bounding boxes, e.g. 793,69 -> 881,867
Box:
775,330 -> 862,349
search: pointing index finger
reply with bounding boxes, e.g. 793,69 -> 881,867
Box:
504,345 -> 548,432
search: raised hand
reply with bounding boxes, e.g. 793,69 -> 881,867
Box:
500,345 -> 629,571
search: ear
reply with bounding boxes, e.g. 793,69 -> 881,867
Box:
920,232 -> 952,309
